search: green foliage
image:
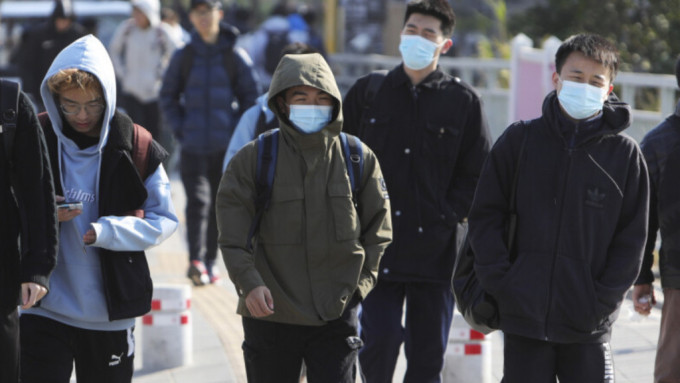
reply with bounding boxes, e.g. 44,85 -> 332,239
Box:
507,0 -> 680,74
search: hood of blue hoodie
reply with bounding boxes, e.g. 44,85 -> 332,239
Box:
29,35 -> 132,330
41,34 -> 117,152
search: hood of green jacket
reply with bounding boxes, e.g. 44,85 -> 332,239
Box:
267,53 -> 343,143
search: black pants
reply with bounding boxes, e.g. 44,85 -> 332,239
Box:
120,93 -> 161,139
502,333 -> 614,383
242,297 -> 362,383
180,149 -> 225,267
20,314 -> 135,383
0,307 -> 20,383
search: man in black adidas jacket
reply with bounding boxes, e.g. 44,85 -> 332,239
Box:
0,83 -> 58,383
469,34 -> 649,382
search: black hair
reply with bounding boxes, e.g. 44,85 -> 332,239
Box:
51,0 -> 75,20
404,0 -> 456,38
555,34 -> 619,82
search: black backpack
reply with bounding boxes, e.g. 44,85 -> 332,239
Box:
264,29 -> 290,76
245,129 -> 364,251
254,108 -> 279,137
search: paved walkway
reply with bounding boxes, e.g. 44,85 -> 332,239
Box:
131,179 -> 662,383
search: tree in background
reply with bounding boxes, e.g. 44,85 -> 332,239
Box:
508,0 -> 680,74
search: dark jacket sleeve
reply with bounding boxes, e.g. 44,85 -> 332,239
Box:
355,146 -> 392,299
232,48 -> 260,116
468,123 -> 524,295
636,139 -> 659,285
15,92 -> 58,288
596,145 -> 649,312
447,95 -> 492,219
159,48 -> 185,141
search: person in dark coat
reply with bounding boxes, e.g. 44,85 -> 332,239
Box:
632,55 -> 680,383
342,1 -> 492,381
14,0 -> 86,110
0,82 -> 58,383
468,33 -> 649,382
160,0 -> 259,286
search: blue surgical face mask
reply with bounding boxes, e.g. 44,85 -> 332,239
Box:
288,105 -> 333,134
399,35 -> 443,70
557,79 -> 608,120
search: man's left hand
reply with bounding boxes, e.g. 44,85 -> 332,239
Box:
21,282 -> 48,309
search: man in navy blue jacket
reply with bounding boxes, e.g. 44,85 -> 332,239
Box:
343,1 -> 492,381
469,34 -> 649,382
160,0 -> 259,285
632,56 -> 680,383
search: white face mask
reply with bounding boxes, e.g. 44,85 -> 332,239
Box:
399,35 -> 443,70
557,79 -> 608,120
288,105 -> 333,134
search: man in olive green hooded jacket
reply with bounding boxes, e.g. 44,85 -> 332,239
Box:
216,53 -> 392,382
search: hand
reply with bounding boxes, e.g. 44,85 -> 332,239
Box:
245,286 -> 274,318
56,195 -> 82,222
21,282 -> 48,309
632,284 -> 656,316
83,228 -> 97,245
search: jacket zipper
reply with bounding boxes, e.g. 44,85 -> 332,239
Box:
544,147 -> 573,340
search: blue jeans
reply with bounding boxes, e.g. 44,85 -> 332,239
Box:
359,279 -> 455,383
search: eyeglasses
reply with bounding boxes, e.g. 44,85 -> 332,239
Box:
60,101 -> 105,116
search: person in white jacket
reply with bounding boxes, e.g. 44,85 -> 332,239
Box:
108,0 -> 183,139
20,35 -> 178,383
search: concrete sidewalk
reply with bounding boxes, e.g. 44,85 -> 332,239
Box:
132,178 -> 662,383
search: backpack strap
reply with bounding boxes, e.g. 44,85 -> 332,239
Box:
254,109 -> 279,137
126,124 -> 153,218
178,45 -> 195,94
339,132 -> 363,207
363,69 -> 388,112
0,79 -> 20,165
246,128 -> 279,251
132,123 -> 152,180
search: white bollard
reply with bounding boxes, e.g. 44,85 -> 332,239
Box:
443,312 -> 493,383
141,284 -> 193,371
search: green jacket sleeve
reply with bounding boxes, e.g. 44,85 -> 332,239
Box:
216,142 -> 265,296
355,145 -> 392,299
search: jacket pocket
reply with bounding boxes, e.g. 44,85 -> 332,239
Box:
550,256 -> 599,332
259,186 -> 304,245
328,182 -> 360,241
422,123 -> 462,162
494,252 -> 552,322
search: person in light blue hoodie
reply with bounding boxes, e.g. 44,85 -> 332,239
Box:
19,35 -> 178,383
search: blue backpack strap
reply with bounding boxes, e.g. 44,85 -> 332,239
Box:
246,128 -> 279,251
340,132 -> 364,206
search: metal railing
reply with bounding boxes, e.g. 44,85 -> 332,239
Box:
329,52 -> 678,142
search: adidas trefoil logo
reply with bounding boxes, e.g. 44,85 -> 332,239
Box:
585,187 -> 606,208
